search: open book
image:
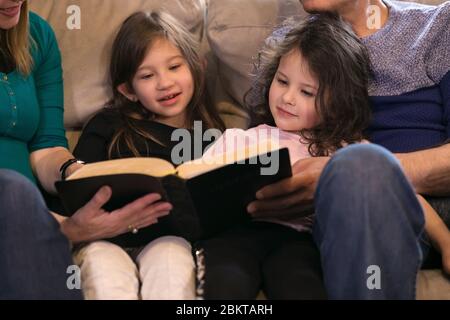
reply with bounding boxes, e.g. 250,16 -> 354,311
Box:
55,144 -> 291,246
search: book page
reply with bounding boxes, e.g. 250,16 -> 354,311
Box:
67,157 -> 176,180
177,132 -> 280,179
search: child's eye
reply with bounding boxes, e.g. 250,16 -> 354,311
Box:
140,74 -> 154,80
277,78 -> 288,86
301,90 -> 315,97
169,64 -> 181,70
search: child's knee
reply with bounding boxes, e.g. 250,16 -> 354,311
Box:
74,241 -> 136,272
138,236 -> 196,300
73,241 -> 139,300
138,236 -> 194,265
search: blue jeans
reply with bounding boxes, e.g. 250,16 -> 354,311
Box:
0,169 -> 83,299
313,144 -> 425,300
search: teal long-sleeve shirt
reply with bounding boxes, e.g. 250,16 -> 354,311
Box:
0,12 -> 68,183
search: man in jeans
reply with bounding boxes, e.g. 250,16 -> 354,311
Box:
247,0 -> 450,299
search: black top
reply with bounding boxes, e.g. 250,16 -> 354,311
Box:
74,108 -> 212,165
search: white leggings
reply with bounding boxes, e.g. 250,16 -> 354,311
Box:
73,236 -> 196,300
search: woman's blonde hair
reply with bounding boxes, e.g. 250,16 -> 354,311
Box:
0,1 -> 33,75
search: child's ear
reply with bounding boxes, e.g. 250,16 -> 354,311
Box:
117,83 -> 138,102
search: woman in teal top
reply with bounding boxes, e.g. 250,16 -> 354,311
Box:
0,0 -> 172,298
0,11 -> 67,183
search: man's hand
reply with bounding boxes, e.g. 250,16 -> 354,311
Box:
247,157 -> 330,219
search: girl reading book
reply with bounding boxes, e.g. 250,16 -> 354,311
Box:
197,13 -> 449,299
72,11 -> 225,300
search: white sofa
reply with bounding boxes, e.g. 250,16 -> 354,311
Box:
28,0 -> 450,299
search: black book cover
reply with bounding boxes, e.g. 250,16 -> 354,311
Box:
55,148 -> 291,246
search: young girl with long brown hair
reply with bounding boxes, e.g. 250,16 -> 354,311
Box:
72,10 -> 224,300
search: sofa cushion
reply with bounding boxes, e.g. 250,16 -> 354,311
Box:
28,0 -> 207,130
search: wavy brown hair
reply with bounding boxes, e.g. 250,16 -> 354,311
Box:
246,14 -> 372,156
0,1 -> 33,75
107,11 -> 224,158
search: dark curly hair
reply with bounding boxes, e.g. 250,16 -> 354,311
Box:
245,13 -> 372,156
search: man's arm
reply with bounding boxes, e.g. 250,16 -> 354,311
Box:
401,69 -> 450,196
397,143 -> 450,196
248,143 -> 450,218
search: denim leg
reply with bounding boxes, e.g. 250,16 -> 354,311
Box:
0,169 -> 83,299
313,144 -> 425,300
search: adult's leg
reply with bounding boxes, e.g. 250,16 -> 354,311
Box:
313,144 -> 425,299
0,169 -> 82,299
262,230 -> 326,299
137,236 -> 196,300
73,241 -> 139,300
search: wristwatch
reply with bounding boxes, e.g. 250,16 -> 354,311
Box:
60,158 -> 85,181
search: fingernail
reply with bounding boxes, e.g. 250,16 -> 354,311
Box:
161,204 -> 173,211
100,186 -> 112,198
256,191 -> 263,200
247,203 -> 255,213
152,193 -> 162,200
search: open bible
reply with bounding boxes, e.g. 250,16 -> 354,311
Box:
55,145 -> 292,246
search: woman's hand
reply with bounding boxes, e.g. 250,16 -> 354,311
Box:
247,157 -> 330,219
60,186 -> 172,243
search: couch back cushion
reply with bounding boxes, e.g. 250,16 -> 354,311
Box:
28,0 -> 206,130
